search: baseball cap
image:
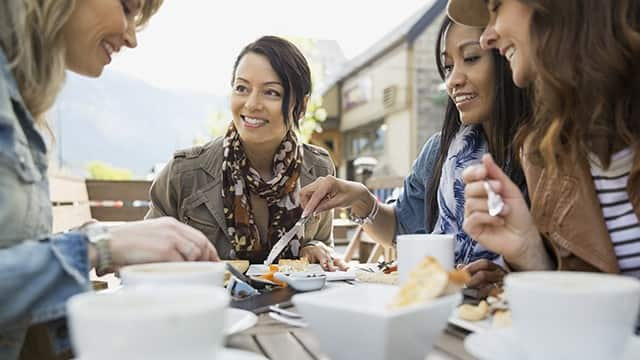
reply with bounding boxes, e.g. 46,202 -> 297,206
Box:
447,0 -> 490,27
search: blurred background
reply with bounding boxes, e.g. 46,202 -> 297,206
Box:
48,0 -> 449,186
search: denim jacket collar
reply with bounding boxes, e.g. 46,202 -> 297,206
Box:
0,49 -> 48,159
0,50 -> 24,104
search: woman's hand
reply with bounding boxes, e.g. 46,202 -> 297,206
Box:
300,243 -> 348,271
300,176 -> 375,218
108,217 -> 220,269
459,259 -> 506,300
462,154 -> 551,270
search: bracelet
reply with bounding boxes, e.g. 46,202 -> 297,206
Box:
349,197 -> 379,225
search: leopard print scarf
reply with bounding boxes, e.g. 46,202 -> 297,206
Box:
221,124 -> 303,263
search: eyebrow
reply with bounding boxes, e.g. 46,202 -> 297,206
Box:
441,40 -> 482,56
235,77 -> 283,87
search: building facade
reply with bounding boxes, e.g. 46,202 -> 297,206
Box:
314,0 -> 448,182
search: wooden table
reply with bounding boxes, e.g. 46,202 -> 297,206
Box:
226,309 -> 475,360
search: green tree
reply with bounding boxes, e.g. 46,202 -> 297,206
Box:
87,161 -> 133,180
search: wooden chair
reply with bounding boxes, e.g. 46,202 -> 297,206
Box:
86,179 -> 151,222
49,174 -> 92,233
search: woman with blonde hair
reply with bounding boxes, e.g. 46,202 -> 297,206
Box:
0,1 -> 219,358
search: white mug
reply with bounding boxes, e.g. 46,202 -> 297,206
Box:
396,234 -> 454,284
506,271 -> 640,360
67,285 -> 229,360
119,261 -> 226,287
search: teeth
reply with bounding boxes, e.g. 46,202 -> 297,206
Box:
455,94 -> 476,103
505,46 -> 515,61
243,116 -> 267,125
102,41 -> 115,55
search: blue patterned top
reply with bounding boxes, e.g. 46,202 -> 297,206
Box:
433,125 -> 499,264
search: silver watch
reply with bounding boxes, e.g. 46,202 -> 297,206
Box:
83,224 -> 112,275
349,198 -> 379,225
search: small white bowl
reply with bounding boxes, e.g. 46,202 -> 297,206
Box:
274,272 -> 326,292
119,261 -> 225,287
293,283 -> 460,360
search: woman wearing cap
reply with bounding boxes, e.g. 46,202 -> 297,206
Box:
300,16 -> 530,297
450,0 -> 640,278
0,1 -> 222,358
147,36 -> 346,270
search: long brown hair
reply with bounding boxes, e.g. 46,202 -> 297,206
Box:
515,0 -> 640,175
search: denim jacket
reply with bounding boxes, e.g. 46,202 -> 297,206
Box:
394,133 -> 441,235
0,49 -> 91,359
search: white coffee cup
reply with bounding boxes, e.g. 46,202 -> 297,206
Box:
67,285 -> 229,360
506,271 -> 640,360
396,234 -> 454,284
119,261 -> 225,287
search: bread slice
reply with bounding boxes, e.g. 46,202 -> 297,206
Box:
278,258 -> 310,272
389,256 -> 469,309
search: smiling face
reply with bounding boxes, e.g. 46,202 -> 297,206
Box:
231,52 -> 289,150
62,0 -> 141,77
481,0 -> 535,87
442,23 -> 495,125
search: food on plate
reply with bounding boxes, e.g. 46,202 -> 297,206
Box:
278,258 -> 310,272
492,309 -> 512,328
486,292 -> 509,310
356,271 -> 399,285
258,265 -> 288,287
457,300 -> 489,321
389,256 -> 469,309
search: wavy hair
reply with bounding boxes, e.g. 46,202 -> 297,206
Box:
514,0 -> 640,174
426,17 -> 531,229
0,0 -> 163,123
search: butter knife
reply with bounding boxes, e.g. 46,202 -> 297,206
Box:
264,215 -> 311,265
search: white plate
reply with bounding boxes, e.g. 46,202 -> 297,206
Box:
246,264 -> 323,276
465,328 -> 640,360
75,348 -> 267,360
225,308 -> 258,336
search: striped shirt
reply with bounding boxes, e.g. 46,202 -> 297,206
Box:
590,148 -> 640,278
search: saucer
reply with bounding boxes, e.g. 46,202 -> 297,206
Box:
225,308 -> 258,335
465,328 -> 640,360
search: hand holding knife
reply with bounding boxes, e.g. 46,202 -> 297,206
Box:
264,214 -> 313,265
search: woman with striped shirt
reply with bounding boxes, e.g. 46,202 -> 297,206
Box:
447,0 -> 640,278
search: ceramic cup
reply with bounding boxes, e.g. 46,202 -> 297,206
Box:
119,261 -> 225,287
506,271 -> 640,360
67,285 -> 229,360
396,234 -> 454,284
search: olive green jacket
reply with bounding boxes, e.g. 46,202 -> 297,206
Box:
146,137 -> 335,260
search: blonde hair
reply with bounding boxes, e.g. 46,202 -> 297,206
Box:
0,0 -> 163,124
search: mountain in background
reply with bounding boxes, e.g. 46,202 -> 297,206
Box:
49,70 -> 228,177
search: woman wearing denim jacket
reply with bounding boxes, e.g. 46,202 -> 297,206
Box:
300,17 -> 530,297
0,1 -> 220,358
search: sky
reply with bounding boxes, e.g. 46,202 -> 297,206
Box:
109,0 -> 434,96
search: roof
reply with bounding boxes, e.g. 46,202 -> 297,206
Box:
320,0 -> 446,95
